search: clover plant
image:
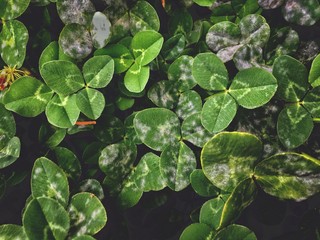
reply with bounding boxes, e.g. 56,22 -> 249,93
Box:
0,0 -> 320,239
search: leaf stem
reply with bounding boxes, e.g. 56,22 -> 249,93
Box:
75,121 -> 97,126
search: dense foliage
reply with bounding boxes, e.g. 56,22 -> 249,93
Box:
0,0 -> 320,239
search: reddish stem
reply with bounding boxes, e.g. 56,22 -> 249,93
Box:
75,121 -> 97,126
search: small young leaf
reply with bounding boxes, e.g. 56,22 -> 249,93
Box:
201,132 -> 262,192
168,55 -> 197,91
254,152 -> 320,201
124,63 -> 150,93
59,23 -> 93,59
168,9 -> 193,35
176,90 -> 202,120
214,224 -> 257,239
0,137 -> 20,169
277,105 -> 313,149
31,157 -> 69,207
272,55 -> 308,102
3,76 -> 54,117
39,124 -> 66,149
219,178 -> 257,228
131,30 -> 164,66
190,169 -> 220,197
0,20 -> 28,68
94,44 -> 134,74
54,147 -> 81,180
282,0 -> 320,26
229,67 -> 277,109
76,88 -> 105,120
193,53 -> 229,91
129,0 -> 160,35
0,0 -> 30,20
160,141 -> 196,191
45,94 -> 80,128
0,224 -> 27,239
232,0 -> 261,19
134,108 -> 181,151
180,223 -> 214,240
201,92 -> 237,133
303,87 -> 320,118
181,113 -> 213,148
82,55 -> 114,88
309,53 -> 320,88
56,0 -> 95,26
40,60 -> 85,96
68,192 -> 107,237
72,236 -> 96,240
90,11 -> 111,49
193,0 -> 215,7
148,80 -> 180,109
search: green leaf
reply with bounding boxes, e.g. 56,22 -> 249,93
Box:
201,92 -> 237,132
232,0 -> 261,19
201,132 -> 262,192
193,53 -> 229,91
38,123 -> 66,149
3,76 -> 53,117
303,87 -> 320,118
40,60 -> 84,96
23,197 -> 70,240
282,0 -> 320,26
190,169 -> 220,197
233,44 -> 265,70
0,136 -> 20,169
31,157 -> 69,207
94,115 -> 124,144
76,88 -> 105,120
45,94 -> 80,128
219,178 -> 257,228
161,34 -> 186,61
148,80 -> 179,109
99,141 -> 137,195
82,55 -> 114,88
181,113 -> 213,148
210,4 -> 236,24
176,90 -> 202,120
68,192 -> 107,237
90,12 -> 111,49
254,152 -> 320,201
131,30 -> 164,66
277,105 -> 313,149
0,0 -> 30,20
309,53 -> 320,88
56,0 -> 95,26
265,27 -> 299,64
116,96 -> 135,111
193,0 -> 215,7
200,196 -> 227,229
129,0 -> 160,35
124,63 -> 150,93
168,55 -> 197,91
0,20 -> 28,68
272,55 -> 308,102
134,108 -> 181,151
180,223 -> 214,240
0,104 -> 16,139
54,147 -> 81,180
78,179 -> 104,200
59,23 -> 93,59
229,67 -> 277,109
206,21 -> 241,61
94,44 -> 134,74
214,224 -> 257,240
168,9 -> 193,35
160,141 -> 196,191
72,236 -> 96,240
0,224 -> 27,239
124,113 -> 142,145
